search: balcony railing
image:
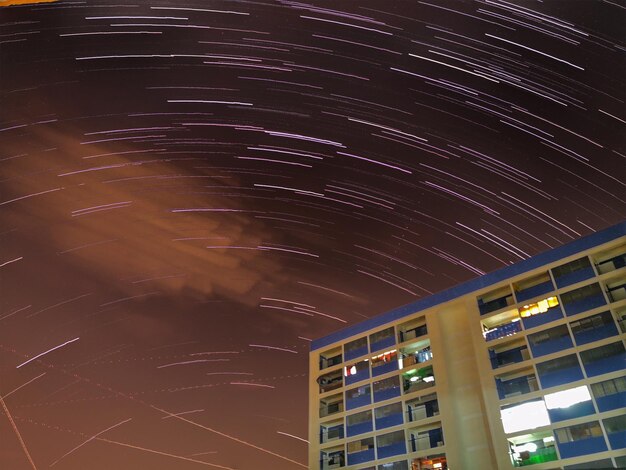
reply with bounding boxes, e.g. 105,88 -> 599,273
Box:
512,445 -> 557,467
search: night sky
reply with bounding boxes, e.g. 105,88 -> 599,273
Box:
1,1 -> 625,469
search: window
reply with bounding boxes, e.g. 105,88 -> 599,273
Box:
560,283 -> 603,304
370,327 -> 394,346
346,385 -> 371,400
519,297 -> 559,318
555,421 -> 603,443
318,370 -> 343,393
374,376 -> 400,394
603,415 -> 626,434
500,400 -> 550,434
375,402 -> 403,420
527,324 -> 570,345
544,386 -> 591,410
371,350 -> 398,369
536,354 -> 583,388
590,376 -> 626,398
347,410 -> 371,427
570,311 -> 614,335
580,341 -> 624,368
378,461 -> 408,470
345,337 -> 368,358
552,257 -> 592,278
344,360 -> 369,378
377,430 -> 405,447
347,437 -> 374,454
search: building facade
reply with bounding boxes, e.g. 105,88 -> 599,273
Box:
308,222 -> 626,470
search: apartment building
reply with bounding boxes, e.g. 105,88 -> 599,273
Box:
308,222 -> 626,470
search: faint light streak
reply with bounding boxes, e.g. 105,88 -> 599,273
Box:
96,437 -> 235,469
598,108 -> 626,124
99,292 -> 159,307
297,281 -> 353,298
253,183 -> 324,197
161,409 -> 204,419
151,6 -> 249,15
71,201 -> 133,217
148,405 -> 307,467
277,431 -> 309,444
259,304 -> 314,316
249,344 -> 298,354
230,382 -> 275,388
0,256 -> 23,268
190,351 -> 239,356
157,359 -> 229,369
1,372 -> 46,400
0,187 -> 63,207
357,269 -> 417,296
16,337 -> 80,369
0,395 -> 37,470
0,304 -> 32,321
337,151 -> 412,174
58,239 -> 117,254
236,156 -> 312,167
258,245 -> 319,257
50,418 -> 132,467
167,99 -> 253,106
260,297 -> 316,309
60,31 -> 162,36
409,53 -> 500,83
300,15 -> 393,35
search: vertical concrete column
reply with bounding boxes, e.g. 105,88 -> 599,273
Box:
428,299 -> 498,469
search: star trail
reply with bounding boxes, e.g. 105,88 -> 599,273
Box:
0,1 -> 625,469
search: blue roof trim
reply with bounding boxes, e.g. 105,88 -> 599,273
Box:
311,222 -> 626,351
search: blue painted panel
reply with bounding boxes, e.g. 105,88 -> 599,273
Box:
429,428 -> 444,448
554,266 -> 596,289
547,400 -> 595,422
485,320 -> 522,342
607,430 -> 626,449
347,421 -> 372,437
529,334 -> 573,357
564,294 -> 606,316
374,387 -> 401,403
345,368 -> 369,386
375,412 -> 403,430
311,222 -> 626,351
595,391 -> 626,412
573,322 -> 619,345
347,448 -> 375,465
346,393 -> 371,410
376,441 -> 407,459
345,345 -> 368,361
372,360 -> 398,377
521,306 -> 563,330
370,335 -> 395,353
584,352 -> 626,377
538,365 -> 584,389
557,436 -> 607,459
516,280 -> 555,302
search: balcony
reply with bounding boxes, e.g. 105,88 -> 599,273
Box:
403,366 -> 436,395
406,393 -> 439,423
570,311 -> 619,345
347,438 -> 375,466
495,370 -> 539,399
370,327 -> 395,353
411,455 -> 448,470
561,283 -> 607,316
320,447 -> 345,470
551,256 -> 595,289
319,370 -> 343,394
482,308 -> 522,342
346,385 -> 371,410
344,337 -> 368,361
594,248 -> 626,275
606,279 -> 626,303
398,317 -> 427,344
320,346 -> 342,370
371,350 -> 399,377
344,360 -> 370,386
536,354 -> 584,389
320,393 -> 344,418
520,297 -> 563,330
514,272 -> 554,303
346,410 -> 372,437
375,402 -> 404,430
373,376 -> 401,402
478,290 -> 515,316
399,339 -> 432,369
509,431 -> 558,467
376,430 -> 407,459
408,425 -> 444,453
591,377 -> 626,412
580,341 -> 626,377
527,324 -> 573,358
320,420 -> 344,444
489,339 -> 530,369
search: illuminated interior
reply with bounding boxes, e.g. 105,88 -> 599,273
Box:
500,400 -> 551,434
544,385 -> 591,409
519,296 -> 559,317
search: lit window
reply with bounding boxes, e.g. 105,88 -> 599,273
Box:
501,400 -> 550,434
520,297 -> 559,318
544,386 -> 591,409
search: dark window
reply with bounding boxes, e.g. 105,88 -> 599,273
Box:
552,257 -> 592,278
555,421 -> 602,443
